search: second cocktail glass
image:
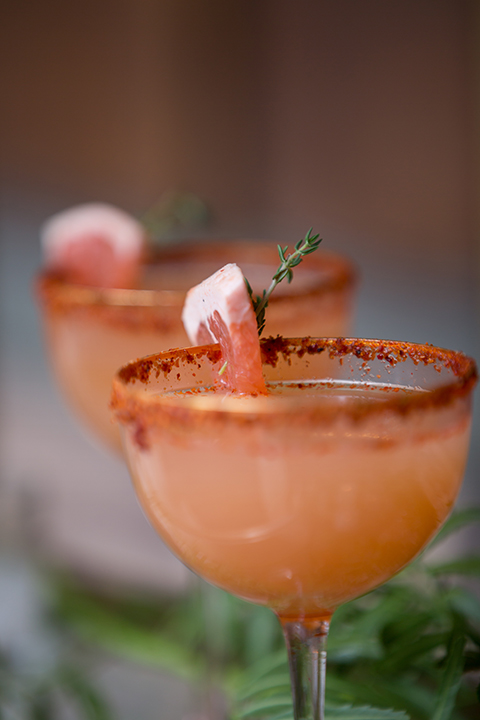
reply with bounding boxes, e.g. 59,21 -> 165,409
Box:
36,239 -> 357,714
37,240 -> 356,454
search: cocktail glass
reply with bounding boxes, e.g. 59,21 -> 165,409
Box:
111,336 -> 477,720
35,241 -> 357,714
37,240 -> 356,455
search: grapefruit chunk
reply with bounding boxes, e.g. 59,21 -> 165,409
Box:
41,203 -> 145,288
182,263 -> 267,395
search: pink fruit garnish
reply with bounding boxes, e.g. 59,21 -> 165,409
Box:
41,203 -> 146,288
182,263 -> 267,396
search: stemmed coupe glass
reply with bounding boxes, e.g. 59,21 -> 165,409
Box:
37,240 -> 356,455
111,336 -> 477,720
36,238 -> 357,714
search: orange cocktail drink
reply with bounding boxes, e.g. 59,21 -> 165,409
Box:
37,242 -> 356,454
112,337 -> 476,619
112,336 -> 476,720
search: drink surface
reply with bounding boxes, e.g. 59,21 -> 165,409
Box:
122,379 -> 471,618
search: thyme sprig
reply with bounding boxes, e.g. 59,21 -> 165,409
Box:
245,228 -> 323,336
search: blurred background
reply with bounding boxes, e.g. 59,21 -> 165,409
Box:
1,1 -> 479,718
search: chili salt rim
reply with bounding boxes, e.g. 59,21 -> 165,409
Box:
111,337 -> 478,431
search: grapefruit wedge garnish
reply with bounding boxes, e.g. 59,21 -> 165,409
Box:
41,203 -> 146,288
182,263 -> 267,396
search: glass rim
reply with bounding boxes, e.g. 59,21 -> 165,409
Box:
36,239 -> 357,310
111,336 -> 478,425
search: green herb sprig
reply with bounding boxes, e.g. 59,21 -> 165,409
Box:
245,228 -> 323,336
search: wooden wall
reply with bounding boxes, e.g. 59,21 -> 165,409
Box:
2,1 -> 477,243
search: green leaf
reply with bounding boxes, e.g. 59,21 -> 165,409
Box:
242,604 -> 282,666
56,586 -> 203,681
431,632 -> 466,720
140,191 -> 210,242
325,707 -> 409,720
59,667 -> 113,720
234,692 -> 293,718
428,508 -> 480,548
427,556 -> 480,578
325,675 -> 431,720
248,711 -> 293,720
463,649 -> 480,672
329,591 -> 414,663
234,649 -> 289,691
235,671 -> 290,703
235,699 -> 410,720
380,633 -> 450,674
443,587 -> 480,627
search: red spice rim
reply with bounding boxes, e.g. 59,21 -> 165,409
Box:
35,239 -> 357,310
111,336 -> 478,424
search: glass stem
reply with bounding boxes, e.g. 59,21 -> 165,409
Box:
279,616 -> 331,720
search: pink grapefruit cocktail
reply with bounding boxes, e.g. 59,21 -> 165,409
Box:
37,242 -> 356,453
112,336 -> 477,719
